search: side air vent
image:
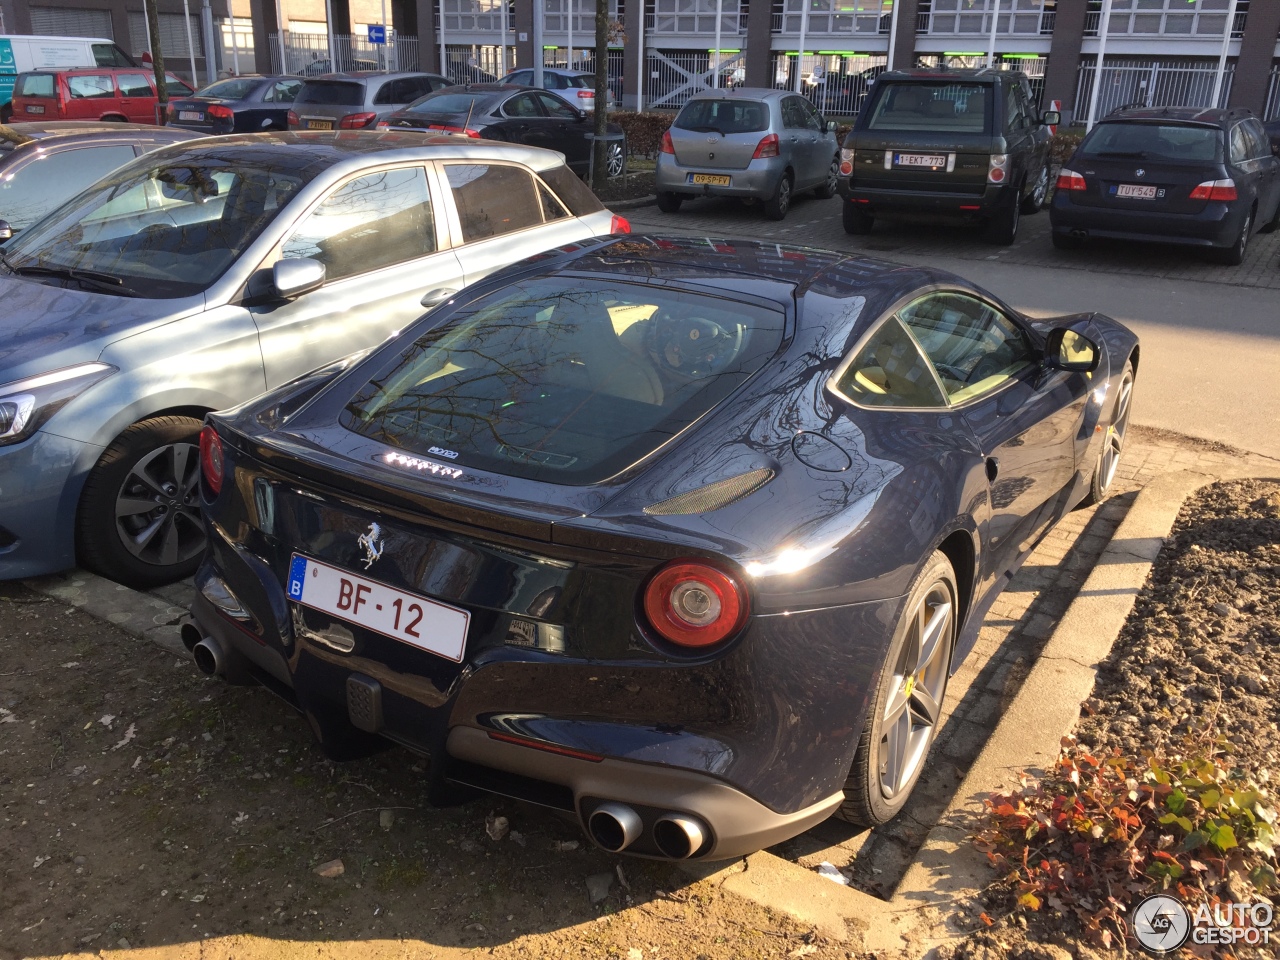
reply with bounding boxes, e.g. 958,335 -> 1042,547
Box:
643,468 -> 775,516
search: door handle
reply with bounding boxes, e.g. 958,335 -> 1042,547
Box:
420,287 -> 458,307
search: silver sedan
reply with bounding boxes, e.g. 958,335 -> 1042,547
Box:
0,131 -> 623,587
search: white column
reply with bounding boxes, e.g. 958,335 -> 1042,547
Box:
884,0 -> 898,71
381,0 -> 388,71
567,0 -> 574,68
1210,0 -> 1239,109
985,0 -> 1001,68
229,15 -> 240,75
182,0 -> 198,82
275,0 -> 287,73
713,0 -> 722,88
533,0 -> 544,86
636,0 -> 644,111
1084,0 -> 1113,131
438,0 -> 447,79
324,0 -> 337,69
499,0 -> 508,73
794,0 -> 809,93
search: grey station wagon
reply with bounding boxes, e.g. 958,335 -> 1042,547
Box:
0,131 -> 621,587
288,71 -> 452,131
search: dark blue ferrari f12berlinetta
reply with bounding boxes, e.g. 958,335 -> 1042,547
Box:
187,235 -> 1137,861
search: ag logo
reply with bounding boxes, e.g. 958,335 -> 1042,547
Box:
1133,894 -> 1191,954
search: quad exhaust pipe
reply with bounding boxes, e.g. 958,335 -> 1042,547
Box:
182,621 -> 248,683
586,803 -> 709,859
588,802 -> 644,852
653,813 -> 706,860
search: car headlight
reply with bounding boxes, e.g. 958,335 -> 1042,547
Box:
0,362 -> 117,447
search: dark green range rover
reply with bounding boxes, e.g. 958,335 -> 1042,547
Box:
836,68 -> 1059,245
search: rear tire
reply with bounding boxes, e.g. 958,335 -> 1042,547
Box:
656,192 -> 683,214
605,141 -> 626,179
1210,209 -> 1251,265
983,193 -> 1021,245
1020,163 -> 1050,215
814,157 -> 839,199
842,201 -> 874,235
764,172 -> 793,221
835,551 -> 957,827
76,415 -> 207,589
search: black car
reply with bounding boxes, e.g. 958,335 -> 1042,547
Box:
166,75 -> 303,135
380,84 -> 627,178
1051,107 -> 1280,265
0,121 -> 201,238
837,68 -> 1059,245
187,235 -> 1138,860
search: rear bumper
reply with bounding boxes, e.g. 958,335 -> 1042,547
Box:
655,154 -> 787,199
1049,195 -> 1240,247
838,179 -> 1008,215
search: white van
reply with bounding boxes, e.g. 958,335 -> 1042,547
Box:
1,35 -> 137,120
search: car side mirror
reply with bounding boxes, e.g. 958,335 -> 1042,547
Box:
272,257 -> 326,299
826,119 -> 837,133
0,220 -> 12,242
1044,327 -> 1100,373
1041,110 -> 1061,127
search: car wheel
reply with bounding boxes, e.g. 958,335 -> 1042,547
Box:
764,172 -> 793,221
814,157 -> 839,199
656,192 -> 683,214
76,415 -> 207,589
836,550 -> 956,827
842,200 -> 874,235
1080,361 -> 1135,508
605,141 -> 626,179
1211,209 -> 1252,265
1051,230 -> 1083,251
1020,163 -> 1050,215
983,194 -> 1020,245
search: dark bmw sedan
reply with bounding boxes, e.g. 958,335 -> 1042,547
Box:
187,236 -> 1138,859
166,75 -> 304,134
379,84 -> 626,179
1051,106 -> 1280,265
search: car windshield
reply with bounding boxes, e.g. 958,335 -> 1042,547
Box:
1080,122 -> 1221,163
194,77 -> 259,101
405,91 -> 498,114
297,81 -> 364,105
864,82 -> 990,133
1,146 -> 324,299
674,99 -> 768,134
341,276 -> 786,484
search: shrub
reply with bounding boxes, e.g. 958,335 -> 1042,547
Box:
1049,130 -> 1086,166
613,110 -> 674,159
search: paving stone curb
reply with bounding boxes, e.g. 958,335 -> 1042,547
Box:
605,194 -> 657,210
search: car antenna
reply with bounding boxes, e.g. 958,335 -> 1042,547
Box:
464,97 -> 476,132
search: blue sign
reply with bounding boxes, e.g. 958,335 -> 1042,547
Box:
368,24 -> 386,44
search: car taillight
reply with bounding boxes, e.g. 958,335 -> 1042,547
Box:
376,120 -> 390,129
577,90 -> 592,98
287,110 -> 300,127
1055,168 -> 1087,192
199,426 -> 224,496
839,147 -> 854,176
642,560 -> 749,649
339,112 -> 378,129
661,130 -> 674,154
426,123 -> 482,137
753,133 -> 780,159
987,153 -> 1009,184
610,214 -> 631,234
1190,178 -> 1237,201
207,104 -> 233,121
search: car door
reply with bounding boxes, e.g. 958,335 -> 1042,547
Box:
115,71 -> 155,123
1002,83 -> 1035,198
898,291 -> 1087,582
248,163 -> 467,389
66,72 -> 115,120
493,90 -> 541,145
795,96 -> 833,187
441,160 -> 599,285
1240,119 -> 1280,226
533,90 -> 591,171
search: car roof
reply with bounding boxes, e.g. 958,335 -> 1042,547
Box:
304,70 -> 444,82
683,87 -> 787,101
877,67 -> 1024,84
1104,105 -> 1254,126
2,121 -> 195,138
21,65 -> 178,76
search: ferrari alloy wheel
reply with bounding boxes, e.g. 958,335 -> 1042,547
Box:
1082,361 -> 1134,507
837,551 -> 956,826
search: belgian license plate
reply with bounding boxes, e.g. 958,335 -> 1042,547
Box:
25,104 -> 45,114
690,173 -> 731,186
306,119 -> 335,130
896,153 -> 948,168
178,110 -> 203,121
286,554 -> 470,662
1116,184 -> 1158,199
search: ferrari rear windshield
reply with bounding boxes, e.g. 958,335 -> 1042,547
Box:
341,276 -> 786,485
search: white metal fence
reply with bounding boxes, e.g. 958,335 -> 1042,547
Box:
917,0 -> 1055,36
644,49 -> 747,109
770,0 -> 889,36
1073,58 -> 1233,120
769,52 -> 887,116
441,44 -> 517,82
1265,63 -> 1280,121
267,32 -> 420,75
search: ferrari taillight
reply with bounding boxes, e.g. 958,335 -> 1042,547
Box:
199,426 -> 224,496
642,560 -> 748,649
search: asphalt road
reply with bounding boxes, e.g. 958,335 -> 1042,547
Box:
624,195 -> 1280,461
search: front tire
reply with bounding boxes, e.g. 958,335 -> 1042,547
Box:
1079,361 -> 1135,508
763,172 -> 793,221
656,191 -> 683,214
76,416 -> 207,589
1020,163 -> 1050,215
814,157 -> 839,199
835,551 -> 957,827
842,200 -> 874,235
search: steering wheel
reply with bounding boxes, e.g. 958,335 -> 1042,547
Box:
646,314 -> 743,380
933,362 -> 969,384
965,353 -> 1010,385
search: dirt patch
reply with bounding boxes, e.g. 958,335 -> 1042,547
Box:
593,171 -> 655,204
0,583 -> 859,960
945,479 -> 1280,959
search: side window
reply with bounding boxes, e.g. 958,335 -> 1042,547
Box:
281,166 -> 437,282
503,92 -> 543,118
68,74 -> 116,99
834,316 -> 947,409
0,145 -> 138,229
266,80 -> 302,103
781,97 -> 805,129
165,75 -> 194,96
539,180 -> 570,221
117,73 -> 153,97
1229,124 -> 1250,165
510,70 -> 533,85
1243,120 -> 1269,161
372,80 -> 396,105
92,43 -> 133,67
445,163 -> 545,242
798,97 -> 823,132
1004,86 -> 1025,131
536,90 -> 577,119
408,77 -> 437,100
898,293 -> 1034,404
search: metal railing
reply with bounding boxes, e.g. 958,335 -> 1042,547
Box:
770,0 -> 890,36
545,0 -> 623,35
1073,58 -> 1234,119
1083,2 -> 1247,39
916,1 -> 1056,37
647,0 -> 744,36
441,44 -> 518,82
644,49 -> 747,109
1265,63 -> 1280,121
768,52 -> 888,116
267,32 -> 420,75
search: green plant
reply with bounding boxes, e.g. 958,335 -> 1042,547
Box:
612,110 -> 674,159
1049,130 -> 1085,165
974,736 -> 1278,950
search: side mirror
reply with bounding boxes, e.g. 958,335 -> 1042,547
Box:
0,220 -> 12,242
272,257 -> 326,300
1044,327 -> 1100,373
826,119 -> 837,133
1041,110 -> 1061,127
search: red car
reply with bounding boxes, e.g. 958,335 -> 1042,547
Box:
11,67 -> 194,125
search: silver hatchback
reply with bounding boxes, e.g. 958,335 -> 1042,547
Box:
0,131 -> 622,587
655,88 -> 840,220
